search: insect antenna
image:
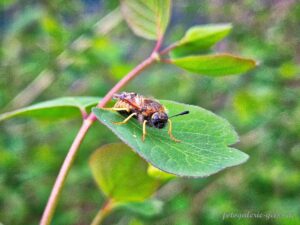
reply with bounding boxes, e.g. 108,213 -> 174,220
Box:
169,110 -> 189,118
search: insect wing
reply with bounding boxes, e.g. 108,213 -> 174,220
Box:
123,98 -> 142,111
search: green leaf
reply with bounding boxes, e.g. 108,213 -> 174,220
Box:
128,218 -> 145,225
147,164 -> 176,181
116,199 -> 163,217
92,100 -> 249,177
89,143 -> 160,202
171,53 -> 257,76
0,97 -> 101,122
120,0 -> 171,40
171,23 -> 232,57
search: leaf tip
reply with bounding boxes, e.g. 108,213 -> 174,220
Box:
255,60 -> 261,66
217,22 -> 233,30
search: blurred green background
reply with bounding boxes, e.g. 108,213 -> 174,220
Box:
1,0 -> 300,224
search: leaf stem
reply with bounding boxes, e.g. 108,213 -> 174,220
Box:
160,58 -> 172,64
153,35 -> 164,53
40,39 -> 163,225
40,118 -> 93,225
95,36 -> 164,110
94,51 -> 158,110
90,199 -> 115,225
159,43 -> 177,55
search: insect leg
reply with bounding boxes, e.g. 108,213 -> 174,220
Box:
168,119 -> 181,142
101,107 -> 130,112
142,120 -> 148,142
113,113 -> 137,125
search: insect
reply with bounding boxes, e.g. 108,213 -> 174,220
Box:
102,92 -> 189,142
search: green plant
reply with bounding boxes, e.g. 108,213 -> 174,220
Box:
0,1 -> 257,224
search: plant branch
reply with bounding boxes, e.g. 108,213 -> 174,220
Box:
94,53 -> 158,110
153,35 -> 164,53
40,38 -> 163,225
40,119 -> 93,225
159,43 -> 177,55
90,199 -> 115,225
159,58 -> 172,64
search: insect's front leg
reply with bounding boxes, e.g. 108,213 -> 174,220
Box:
142,120 -> 148,142
168,119 -> 181,142
113,113 -> 137,125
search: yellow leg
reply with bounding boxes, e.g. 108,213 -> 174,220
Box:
113,113 -> 137,125
142,120 -> 148,142
101,107 -> 129,112
168,119 -> 181,142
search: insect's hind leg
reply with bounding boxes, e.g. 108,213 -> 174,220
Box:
168,119 -> 181,142
101,107 -> 130,112
113,113 -> 137,125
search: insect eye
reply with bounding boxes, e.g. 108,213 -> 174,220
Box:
151,119 -> 164,128
153,115 -> 159,120
153,120 -> 163,128
151,113 -> 167,128
153,120 -> 160,125
151,113 -> 159,120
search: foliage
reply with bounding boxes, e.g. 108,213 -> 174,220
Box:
170,24 -> 232,57
0,97 -> 100,121
93,100 -> 248,177
89,143 -> 160,202
171,54 -> 256,76
120,0 -> 171,40
1,0 -> 299,225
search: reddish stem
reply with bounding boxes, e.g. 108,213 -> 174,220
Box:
153,35 -> 164,53
160,58 -> 172,64
39,39 -> 163,225
40,119 -> 93,225
96,54 -> 157,109
90,199 -> 115,225
159,43 -> 177,55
